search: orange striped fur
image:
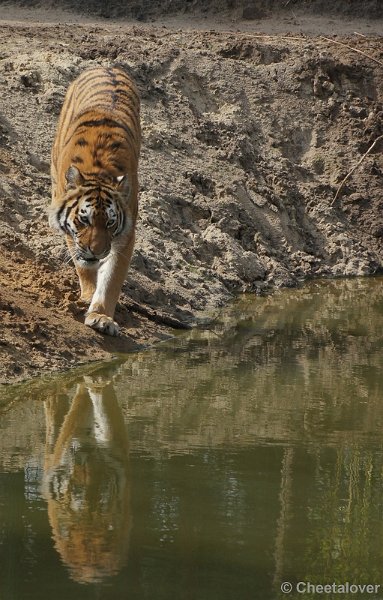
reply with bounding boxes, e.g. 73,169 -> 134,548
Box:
42,378 -> 130,583
50,66 -> 141,335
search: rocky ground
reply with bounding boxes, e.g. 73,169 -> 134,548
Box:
0,1 -> 382,384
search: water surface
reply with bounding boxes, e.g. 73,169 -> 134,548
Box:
1,278 -> 383,599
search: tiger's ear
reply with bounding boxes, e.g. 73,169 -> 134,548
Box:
116,174 -> 131,196
65,165 -> 84,190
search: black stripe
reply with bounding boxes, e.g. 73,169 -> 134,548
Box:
78,103 -> 113,115
75,137 -> 88,147
113,96 -> 140,122
111,161 -> 125,173
56,198 -> 79,227
61,200 -> 78,228
75,69 -> 137,99
81,170 -> 115,179
95,132 -> 114,145
119,212 -> 126,235
76,80 -> 115,105
65,198 -> 80,210
114,86 -> 140,108
106,66 -> 117,79
56,203 -> 67,227
64,85 -> 76,126
64,128 -> 88,148
99,188 -> 115,198
76,71 -> 107,91
75,117 -> 137,145
76,70 -> 136,100
77,86 -> 139,120
116,107 -> 140,135
79,189 -> 101,200
77,77 -> 139,108
116,72 -> 138,91
78,81 -> 112,101
104,130 -> 126,142
113,105 -> 140,133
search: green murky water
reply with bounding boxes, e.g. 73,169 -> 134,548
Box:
1,277 -> 383,600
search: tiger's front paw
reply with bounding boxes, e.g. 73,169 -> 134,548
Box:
85,312 -> 120,336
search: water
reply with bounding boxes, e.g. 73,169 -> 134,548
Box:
1,277 -> 383,600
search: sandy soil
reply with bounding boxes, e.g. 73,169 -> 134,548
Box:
0,2 -> 382,384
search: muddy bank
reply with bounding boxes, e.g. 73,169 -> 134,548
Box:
0,8 -> 382,384
2,0 -> 382,19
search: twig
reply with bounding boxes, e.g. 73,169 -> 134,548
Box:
331,135 -> 383,205
125,299 -> 192,329
320,36 -> 383,67
204,31 -> 305,42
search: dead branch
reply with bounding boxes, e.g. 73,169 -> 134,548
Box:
331,135 -> 383,206
320,36 -> 383,67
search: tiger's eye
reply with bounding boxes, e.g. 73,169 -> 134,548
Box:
79,215 -> 89,226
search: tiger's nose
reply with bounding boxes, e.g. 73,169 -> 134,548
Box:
88,241 -> 111,258
88,226 -> 111,258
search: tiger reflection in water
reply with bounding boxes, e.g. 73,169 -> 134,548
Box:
42,373 -> 130,584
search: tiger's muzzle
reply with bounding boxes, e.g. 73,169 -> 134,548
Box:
78,245 -> 111,265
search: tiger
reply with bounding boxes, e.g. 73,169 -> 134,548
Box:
42,375 -> 130,583
50,66 -> 141,336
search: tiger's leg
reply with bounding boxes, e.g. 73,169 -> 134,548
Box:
85,234 -> 135,336
76,263 -> 98,304
66,236 -> 97,303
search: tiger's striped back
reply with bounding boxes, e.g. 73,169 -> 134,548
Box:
51,65 -> 140,207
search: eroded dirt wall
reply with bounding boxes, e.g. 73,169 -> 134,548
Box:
0,13 -> 382,382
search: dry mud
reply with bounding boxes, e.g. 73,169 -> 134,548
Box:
0,3 -> 382,383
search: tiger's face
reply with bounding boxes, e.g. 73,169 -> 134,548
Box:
66,195 -> 120,265
51,166 -> 130,267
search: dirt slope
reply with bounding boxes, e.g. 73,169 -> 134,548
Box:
0,4 -> 382,383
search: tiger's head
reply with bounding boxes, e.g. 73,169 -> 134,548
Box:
50,166 -> 132,267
